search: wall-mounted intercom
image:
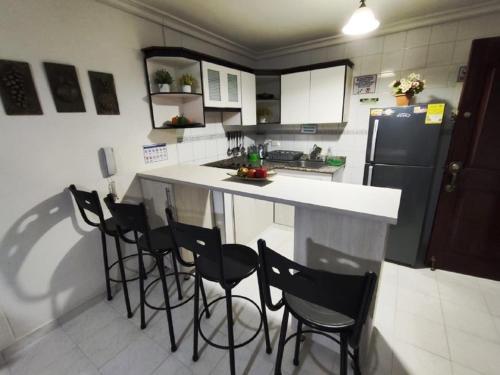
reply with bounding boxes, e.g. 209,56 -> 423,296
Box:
102,147 -> 117,177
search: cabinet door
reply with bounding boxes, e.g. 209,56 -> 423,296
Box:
241,71 -> 256,125
281,71 -> 310,124
202,61 -> 225,107
309,66 -> 346,123
224,66 -> 241,108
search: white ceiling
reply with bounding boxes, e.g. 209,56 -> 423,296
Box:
136,0 -> 486,51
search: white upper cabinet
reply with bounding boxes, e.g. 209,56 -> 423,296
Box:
241,71 -> 256,125
280,65 -> 351,124
309,66 -> 346,124
202,61 -> 241,108
281,71 -> 310,124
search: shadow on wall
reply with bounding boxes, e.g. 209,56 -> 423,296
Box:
304,238 -> 379,277
0,189 -> 104,339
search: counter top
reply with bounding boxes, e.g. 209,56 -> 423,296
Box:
138,164 -> 400,224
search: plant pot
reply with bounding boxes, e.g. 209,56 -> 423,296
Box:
182,85 -> 192,93
158,84 -> 170,93
395,94 -> 412,106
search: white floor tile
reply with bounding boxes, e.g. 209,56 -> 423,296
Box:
6,329 -> 75,375
100,335 -> 168,375
481,288 -> 500,317
441,301 -> 500,343
438,282 -> 489,313
61,301 -> 119,344
447,327 -> 500,375
77,317 -> 139,368
151,356 -> 193,375
398,267 -> 439,297
392,340 -> 452,375
364,328 -> 394,375
397,287 -> 443,324
452,362 -> 483,375
210,345 -> 274,375
394,310 -> 450,359
37,348 -> 99,375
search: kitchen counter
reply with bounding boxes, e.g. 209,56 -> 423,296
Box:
138,164 -> 400,223
204,156 -> 345,175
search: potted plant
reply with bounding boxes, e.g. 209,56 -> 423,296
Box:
179,74 -> 195,93
257,107 -> 272,123
390,73 -> 425,106
154,69 -> 173,93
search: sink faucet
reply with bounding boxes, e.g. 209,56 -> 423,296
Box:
310,144 -> 322,160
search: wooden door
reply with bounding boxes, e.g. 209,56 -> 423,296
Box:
426,37 -> 500,280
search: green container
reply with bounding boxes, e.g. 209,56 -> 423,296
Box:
248,153 -> 259,162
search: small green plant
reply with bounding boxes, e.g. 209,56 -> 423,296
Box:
179,74 -> 195,86
257,107 -> 272,117
154,69 -> 173,85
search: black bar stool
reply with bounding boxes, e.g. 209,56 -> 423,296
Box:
166,208 -> 272,375
69,184 -> 142,318
258,239 -> 377,375
104,196 -> 210,352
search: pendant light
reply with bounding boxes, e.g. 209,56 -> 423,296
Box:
342,0 -> 380,35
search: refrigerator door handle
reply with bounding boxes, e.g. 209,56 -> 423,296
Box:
367,165 -> 373,185
370,119 -> 379,162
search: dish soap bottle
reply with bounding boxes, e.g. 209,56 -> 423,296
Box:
325,147 -> 333,165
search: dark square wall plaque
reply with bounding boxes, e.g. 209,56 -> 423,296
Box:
44,62 -> 85,112
88,71 -> 119,115
0,60 -> 42,115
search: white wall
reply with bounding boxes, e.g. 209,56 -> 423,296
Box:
0,0 -> 248,347
256,13 -> 500,183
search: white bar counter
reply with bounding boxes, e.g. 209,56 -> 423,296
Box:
138,164 -> 401,359
138,164 -> 400,224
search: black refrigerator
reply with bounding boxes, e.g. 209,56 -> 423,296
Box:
363,105 -> 444,266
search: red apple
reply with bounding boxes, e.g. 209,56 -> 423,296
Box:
255,167 -> 268,178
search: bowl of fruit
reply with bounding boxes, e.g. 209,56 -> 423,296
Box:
227,166 -> 276,181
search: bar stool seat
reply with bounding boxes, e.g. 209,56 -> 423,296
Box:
284,293 -> 355,329
137,226 -> 174,252
99,217 -> 130,236
197,244 -> 258,284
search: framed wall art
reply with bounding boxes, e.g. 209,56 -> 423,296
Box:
44,62 -> 85,112
0,59 -> 42,115
88,71 -> 119,115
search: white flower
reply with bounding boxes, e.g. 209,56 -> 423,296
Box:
400,79 -> 412,93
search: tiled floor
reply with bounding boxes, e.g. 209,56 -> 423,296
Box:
1,224 -> 500,375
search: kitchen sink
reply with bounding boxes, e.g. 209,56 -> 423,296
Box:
287,160 -> 325,169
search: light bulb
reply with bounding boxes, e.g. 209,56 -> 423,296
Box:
342,2 -> 380,36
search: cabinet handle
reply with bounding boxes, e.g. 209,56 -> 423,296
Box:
370,119 -> 379,162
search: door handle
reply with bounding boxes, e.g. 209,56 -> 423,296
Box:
444,161 -> 462,192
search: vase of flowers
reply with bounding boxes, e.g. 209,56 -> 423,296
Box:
390,73 -> 425,106
154,69 -> 173,93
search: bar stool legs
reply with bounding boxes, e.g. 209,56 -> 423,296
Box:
170,251 -> 183,301
340,332 -> 348,375
101,231 -> 113,301
225,288 -> 236,375
156,254 -> 177,352
257,270 -> 272,354
192,273 -> 200,361
293,321 -> 303,366
275,308 -> 289,375
138,248 -> 147,330
113,235 -> 133,318
200,279 -> 210,319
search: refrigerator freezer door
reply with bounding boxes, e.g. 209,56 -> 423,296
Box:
364,163 -> 434,266
366,106 -> 441,166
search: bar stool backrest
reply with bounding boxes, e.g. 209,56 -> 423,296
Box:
103,194 -> 151,248
258,239 -> 377,342
166,208 -> 225,286
68,184 -> 105,228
